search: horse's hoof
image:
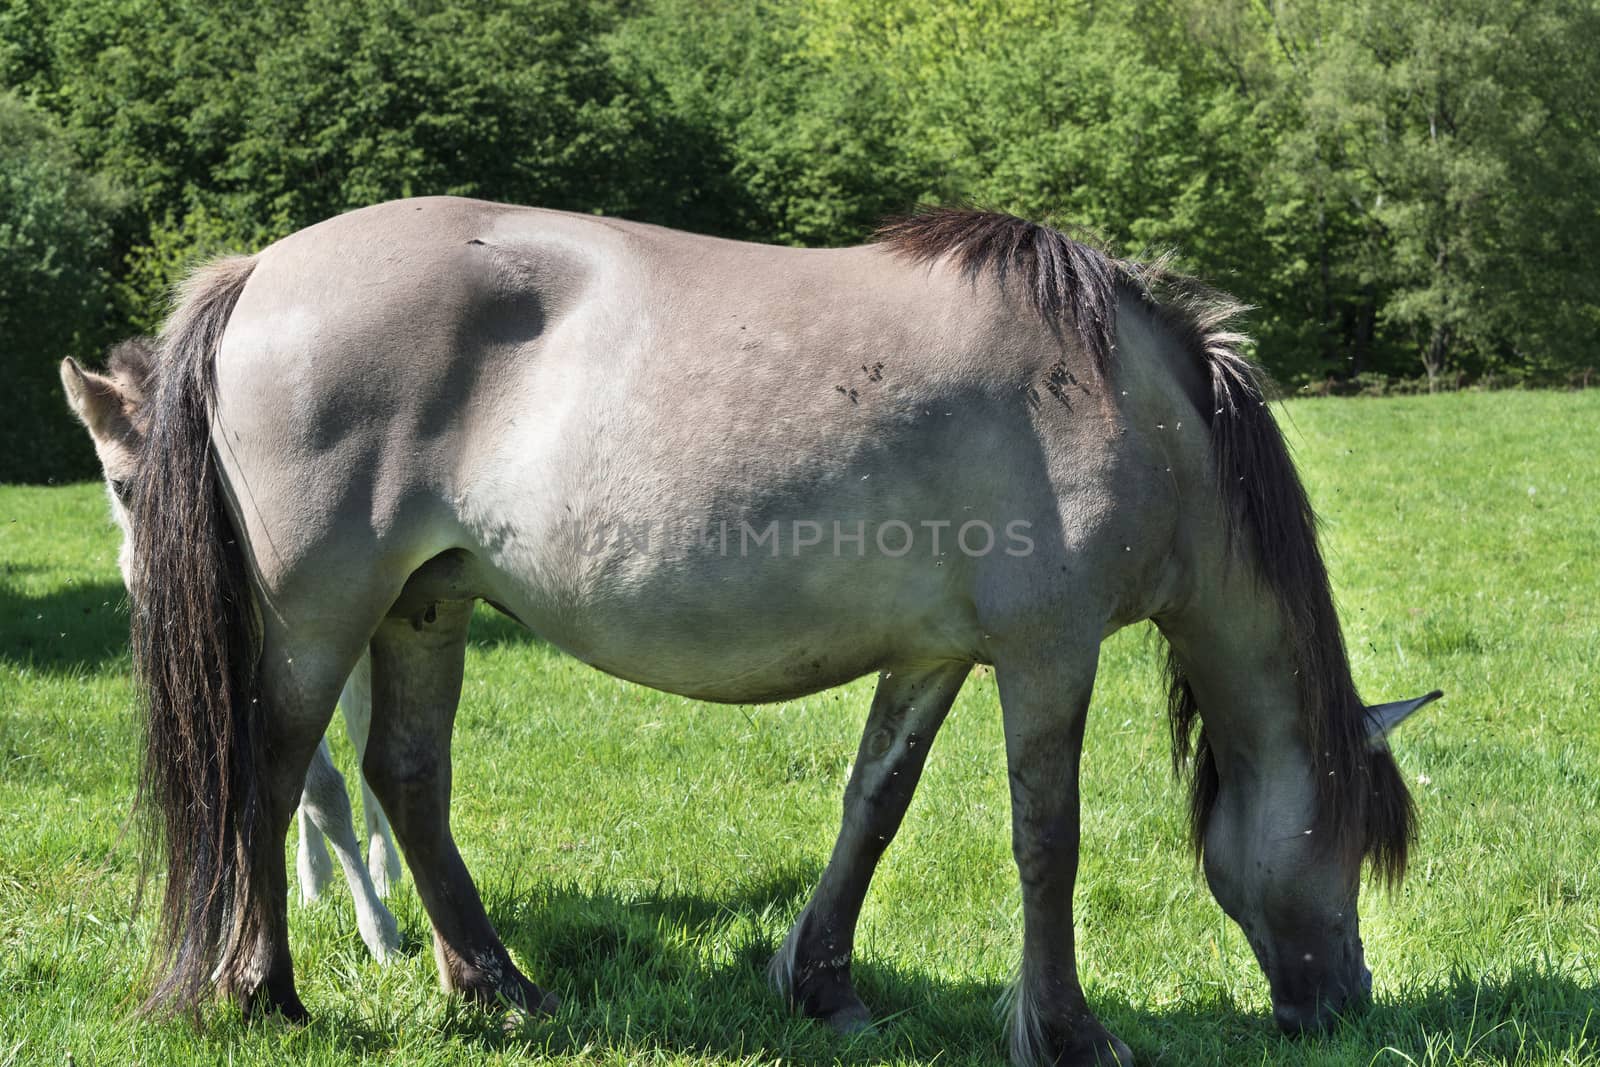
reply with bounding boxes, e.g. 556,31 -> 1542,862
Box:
1100,1035 -> 1135,1066
242,986 -> 310,1026
1064,1033 -> 1133,1067
356,903 -> 402,964
824,999 -> 874,1036
487,975 -> 560,1019
788,972 -> 873,1035
1013,1021 -> 1133,1067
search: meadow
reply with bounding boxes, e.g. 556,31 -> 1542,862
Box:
1,391 -> 1596,1066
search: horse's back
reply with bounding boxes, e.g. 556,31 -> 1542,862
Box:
209,197 -> 1185,696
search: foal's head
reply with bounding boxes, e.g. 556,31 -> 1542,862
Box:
61,339 -> 157,588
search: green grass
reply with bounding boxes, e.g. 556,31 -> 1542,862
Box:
2,391 -> 1597,1065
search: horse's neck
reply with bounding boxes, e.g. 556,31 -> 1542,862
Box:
1162,562 -> 1308,757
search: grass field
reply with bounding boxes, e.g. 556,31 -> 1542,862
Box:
2,391 -> 1596,1066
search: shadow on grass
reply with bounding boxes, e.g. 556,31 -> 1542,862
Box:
0,564 -> 128,675
289,871 -> 1599,1066
0,566 -> 535,675
467,604 -> 551,653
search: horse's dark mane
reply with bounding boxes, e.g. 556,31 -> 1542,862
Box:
877,207 -> 1413,884
875,208 -> 1119,379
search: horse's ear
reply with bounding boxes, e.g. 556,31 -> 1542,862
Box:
61,357 -> 132,442
1365,689 -> 1443,743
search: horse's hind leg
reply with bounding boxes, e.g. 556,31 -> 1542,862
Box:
362,598 -> 555,1012
230,632 -> 368,1019
771,661 -> 968,1031
338,654 -> 405,896
995,639 -> 1131,1067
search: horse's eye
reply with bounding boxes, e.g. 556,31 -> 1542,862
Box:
109,478 -> 131,501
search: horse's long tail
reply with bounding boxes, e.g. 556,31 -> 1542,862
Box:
129,255 -> 261,1016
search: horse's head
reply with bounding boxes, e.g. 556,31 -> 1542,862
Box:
60,338 -> 157,588
1202,688 -> 1440,1036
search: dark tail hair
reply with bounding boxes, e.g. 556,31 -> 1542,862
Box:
1162,290 -> 1415,886
128,255 -> 262,1015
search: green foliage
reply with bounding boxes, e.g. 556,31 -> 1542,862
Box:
3,0 -> 1598,482
612,0 -> 924,245
1248,0 -> 1600,382
0,91 -> 124,483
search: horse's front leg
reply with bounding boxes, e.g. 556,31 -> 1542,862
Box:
771,661 -> 968,1031
362,599 -> 556,1014
996,639 -> 1131,1067
295,746 -> 336,901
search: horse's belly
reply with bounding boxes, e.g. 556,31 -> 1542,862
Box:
488,550 -> 980,703
579,639 -> 885,704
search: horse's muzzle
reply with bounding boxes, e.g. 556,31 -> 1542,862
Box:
1272,963 -> 1373,1036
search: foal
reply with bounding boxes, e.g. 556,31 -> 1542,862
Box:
62,338 -> 403,963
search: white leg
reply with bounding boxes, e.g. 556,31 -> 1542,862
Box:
299,729 -> 402,962
341,653 -> 404,896
296,757 -> 335,903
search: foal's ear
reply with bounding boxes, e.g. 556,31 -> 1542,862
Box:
61,357 -> 133,442
1365,689 -> 1443,743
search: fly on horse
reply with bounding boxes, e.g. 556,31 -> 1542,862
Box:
62,200 -> 1437,1066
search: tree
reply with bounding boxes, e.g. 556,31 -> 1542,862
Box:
1247,0 -> 1600,384
0,91 -> 124,482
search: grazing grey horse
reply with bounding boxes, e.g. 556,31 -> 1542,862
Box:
60,200 -> 1437,1066
63,339 -> 402,962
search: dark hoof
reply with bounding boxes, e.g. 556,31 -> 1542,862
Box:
1098,1035 -> 1135,1066
441,941 -> 558,1021
1049,1034 -> 1133,1067
1014,1021 -> 1133,1067
498,989 -> 562,1033
468,975 -> 560,1020
823,997 -> 874,1036
782,965 -> 873,1034
241,986 -> 309,1025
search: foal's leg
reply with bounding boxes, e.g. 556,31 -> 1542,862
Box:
339,653 -> 404,895
996,641 -> 1131,1067
295,746 -> 335,902
362,599 -> 555,1012
296,734 -> 401,961
771,661 -> 969,1031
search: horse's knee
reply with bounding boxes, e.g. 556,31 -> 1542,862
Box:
303,741 -> 349,801
363,735 -> 444,808
1011,809 -> 1080,888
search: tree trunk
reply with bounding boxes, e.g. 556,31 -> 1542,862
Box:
1351,285 -> 1375,378
1422,323 -> 1452,392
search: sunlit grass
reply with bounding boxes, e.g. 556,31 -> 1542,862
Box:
1,391 -> 1596,1065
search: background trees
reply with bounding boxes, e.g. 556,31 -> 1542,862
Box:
0,91 -> 123,480
4,0 -> 1596,481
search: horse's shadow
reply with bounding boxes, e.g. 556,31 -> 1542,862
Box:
475,865 -> 1017,1065
0,571 -> 539,674
0,564 -> 129,674
307,868 -> 1599,1065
